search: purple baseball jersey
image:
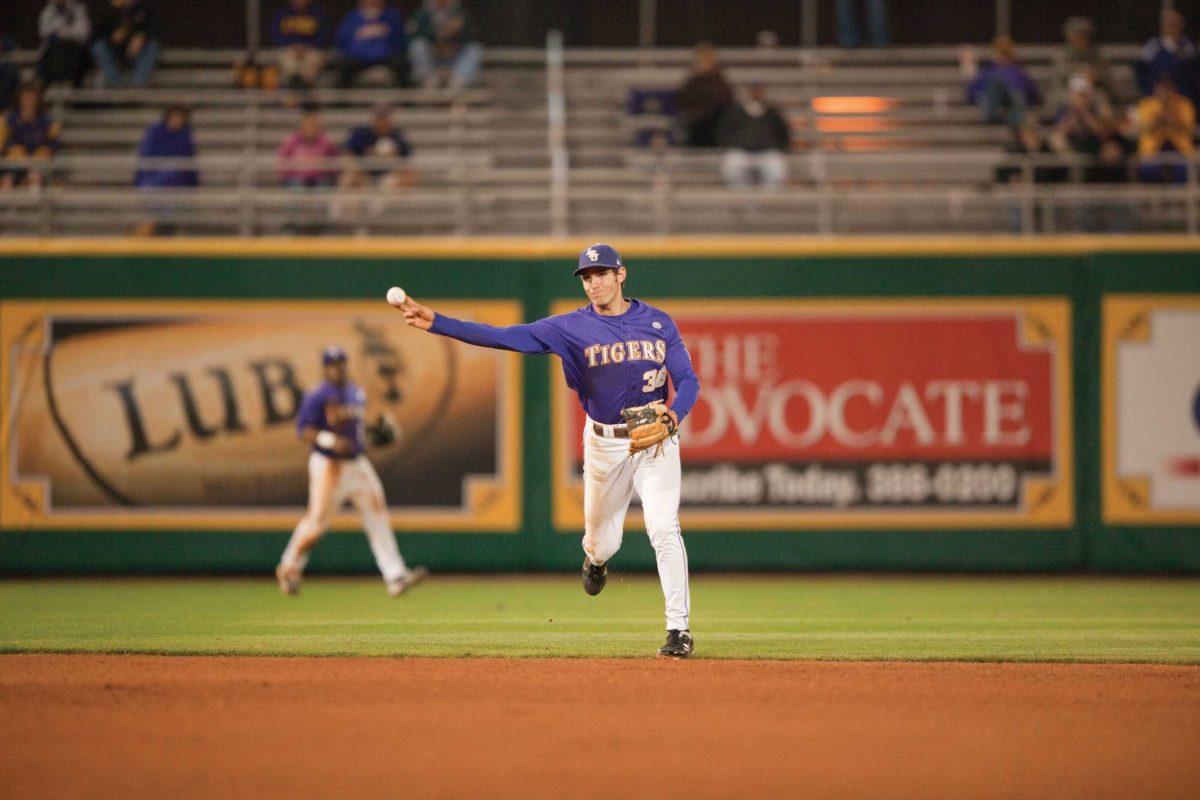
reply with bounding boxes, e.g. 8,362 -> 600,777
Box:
296,380 -> 366,458
430,299 -> 700,425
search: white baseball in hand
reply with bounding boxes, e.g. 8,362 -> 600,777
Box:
386,286 -> 407,308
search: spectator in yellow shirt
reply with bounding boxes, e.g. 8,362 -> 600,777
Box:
1137,74 -> 1196,183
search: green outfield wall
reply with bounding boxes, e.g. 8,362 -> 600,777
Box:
1,237 -> 1198,573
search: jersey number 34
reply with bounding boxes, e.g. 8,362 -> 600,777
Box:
641,367 -> 667,393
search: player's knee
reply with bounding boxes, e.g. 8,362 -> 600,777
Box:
583,531 -> 620,565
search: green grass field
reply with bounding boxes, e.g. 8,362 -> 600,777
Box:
2,575 -> 1198,662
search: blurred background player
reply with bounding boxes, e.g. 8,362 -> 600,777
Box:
276,345 -> 426,597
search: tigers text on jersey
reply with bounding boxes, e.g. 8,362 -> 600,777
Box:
295,380 -> 366,458
429,299 -> 699,425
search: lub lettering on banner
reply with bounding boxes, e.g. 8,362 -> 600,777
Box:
552,298 -> 1073,530
0,300 -> 522,531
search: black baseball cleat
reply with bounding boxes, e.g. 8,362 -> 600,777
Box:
581,557 -> 607,596
657,629 -> 694,659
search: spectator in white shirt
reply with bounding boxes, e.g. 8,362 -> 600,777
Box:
37,0 -> 91,87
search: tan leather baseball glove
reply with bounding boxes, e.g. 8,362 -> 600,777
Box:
621,401 -> 677,456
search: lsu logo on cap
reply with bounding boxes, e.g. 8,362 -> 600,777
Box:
586,248 -> 599,262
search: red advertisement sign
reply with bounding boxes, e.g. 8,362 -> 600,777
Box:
553,299 -> 1073,530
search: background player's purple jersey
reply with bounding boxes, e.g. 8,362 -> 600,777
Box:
296,381 -> 366,458
430,299 -> 699,425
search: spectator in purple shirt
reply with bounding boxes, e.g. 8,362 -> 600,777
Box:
334,0 -> 408,88
0,82 -> 60,192
270,0 -> 329,90
135,105 -> 198,189
1137,8 -> 1200,108
333,104 -> 416,229
964,37 -> 1041,127
133,105 -> 198,236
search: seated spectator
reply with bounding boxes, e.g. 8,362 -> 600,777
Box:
1135,74 -> 1196,184
626,87 -> 678,147
407,0 -> 482,90
134,105 -> 198,236
1137,8 -> 1199,108
0,82 -> 60,192
278,105 -> 339,188
37,0 -> 91,88
340,104 -> 415,189
334,0 -> 408,88
1049,74 -> 1116,158
334,104 -> 416,229
1048,75 -> 1133,233
964,37 -> 1041,127
91,0 -> 161,88
717,82 -> 791,190
270,0 -> 329,90
676,43 -> 733,148
0,37 -> 18,111
135,105 -> 197,189
1058,17 -> 1113,105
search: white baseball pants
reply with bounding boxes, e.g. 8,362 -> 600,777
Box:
582,421 -> 691,631
280,452 -> 408,584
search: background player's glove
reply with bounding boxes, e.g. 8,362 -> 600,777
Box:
621,401 -> 677,456
366,413 -> 399,447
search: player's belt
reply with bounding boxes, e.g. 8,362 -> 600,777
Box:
592,422 -> 630,439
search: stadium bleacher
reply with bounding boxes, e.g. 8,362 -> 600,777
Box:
2,41 -> 1196,236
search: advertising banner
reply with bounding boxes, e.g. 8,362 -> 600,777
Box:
1103,294 -> 1200,524
553,298 -> 1072,530
1,300 -> 521,530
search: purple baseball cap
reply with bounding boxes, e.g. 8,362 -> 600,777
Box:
574,243 -> 623,275
322,345 -> 348,364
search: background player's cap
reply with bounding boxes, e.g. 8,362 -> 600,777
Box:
322,345 -> 348,364
574,243 -> 623,275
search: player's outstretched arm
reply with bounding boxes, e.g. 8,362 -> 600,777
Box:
388,287 -> 561,355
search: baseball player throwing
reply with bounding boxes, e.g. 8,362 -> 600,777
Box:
275,346 -> 426,597
392,244 -> 699,657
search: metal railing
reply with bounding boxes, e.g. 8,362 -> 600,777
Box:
3,150 -> 1196,236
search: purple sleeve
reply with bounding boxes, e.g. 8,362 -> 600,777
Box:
429,314 -> 564,356
664,325 -> 699,421
966,68 -> 989,105
295,391 -> 324,435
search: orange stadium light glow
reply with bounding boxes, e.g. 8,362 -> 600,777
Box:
815,117 -> 901,134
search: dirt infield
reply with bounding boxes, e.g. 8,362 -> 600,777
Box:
2,656 -> 1198,799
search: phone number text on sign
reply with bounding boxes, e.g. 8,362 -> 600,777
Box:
682,461 -> 1021,507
